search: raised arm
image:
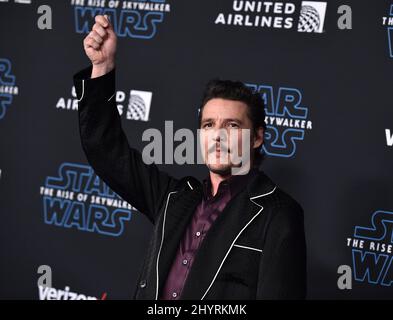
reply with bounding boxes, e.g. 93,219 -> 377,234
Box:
74,15 -> 178,224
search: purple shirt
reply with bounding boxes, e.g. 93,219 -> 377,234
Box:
160,169 -> 258,300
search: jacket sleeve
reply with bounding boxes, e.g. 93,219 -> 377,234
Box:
256,201 -> 307,299
73,65 -> 179,225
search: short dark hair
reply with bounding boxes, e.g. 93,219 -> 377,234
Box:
198,78 -> 266,167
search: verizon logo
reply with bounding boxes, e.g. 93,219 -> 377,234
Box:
38,285 -> 107,300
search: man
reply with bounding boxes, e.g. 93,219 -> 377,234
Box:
73,15 -> 307,300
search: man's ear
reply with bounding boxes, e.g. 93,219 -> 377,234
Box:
253,127 -> 264,149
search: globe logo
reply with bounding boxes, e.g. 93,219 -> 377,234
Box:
128,94 -> 147,121
297,5 -> 321,33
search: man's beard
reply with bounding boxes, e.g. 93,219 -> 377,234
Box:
206,163 -> 232,176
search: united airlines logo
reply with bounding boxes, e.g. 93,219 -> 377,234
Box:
382,4 -> 393,58
128,89 -> 152,121
246,84 -> 312,158
39,162 -> 132,237
56,86 -> 152,121
214,0 -> 327,34
72,0 -> 171,39
297,1 -> 327,33
0,58 -> 18,120
347,210 -> 393,287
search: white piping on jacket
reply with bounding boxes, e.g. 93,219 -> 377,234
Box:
107,92 -> 115,101
77,79 -> 85,102
200,186 -> 277,300
233,244 -> 263,253
155,191 -> 178,300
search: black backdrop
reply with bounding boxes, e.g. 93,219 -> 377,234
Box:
1,0 -> 393,299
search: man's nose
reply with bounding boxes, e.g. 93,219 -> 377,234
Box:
211,128 -> 228,142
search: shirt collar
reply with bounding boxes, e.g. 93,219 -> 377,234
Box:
202,167 -> 259,201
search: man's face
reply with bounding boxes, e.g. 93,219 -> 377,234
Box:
199,98 -> 263,176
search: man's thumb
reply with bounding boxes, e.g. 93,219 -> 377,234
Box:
104,15 -> 113,30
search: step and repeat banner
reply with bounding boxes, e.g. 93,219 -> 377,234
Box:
0,0 -> 392,300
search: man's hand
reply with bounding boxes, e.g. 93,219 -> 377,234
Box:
83,15 -> 117,78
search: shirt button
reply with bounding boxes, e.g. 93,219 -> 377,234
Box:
172,292 -> 178,298
139,280 -> 146,288
196,231 -> 201,237
182,259 -> 188,265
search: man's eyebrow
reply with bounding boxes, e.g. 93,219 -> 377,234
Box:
201,118 -> 215,124
224,118 -> 243,123
201,118 -> 243,123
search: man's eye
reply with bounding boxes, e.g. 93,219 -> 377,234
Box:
203,123 -> 212,128
228,122 -> 239,128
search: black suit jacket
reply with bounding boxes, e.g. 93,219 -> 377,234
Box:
73,66 -> 307,300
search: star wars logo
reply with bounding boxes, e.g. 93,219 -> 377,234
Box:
246,83 -> 312,158
40,162 -> 132,237
0,58 -> 18,120
347,210 -> 393,287
72,0 -> 170,39
382,4 -> 393,58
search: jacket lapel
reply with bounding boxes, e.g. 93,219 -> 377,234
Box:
180,171 -> 277,299
155,178 -> 203,299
